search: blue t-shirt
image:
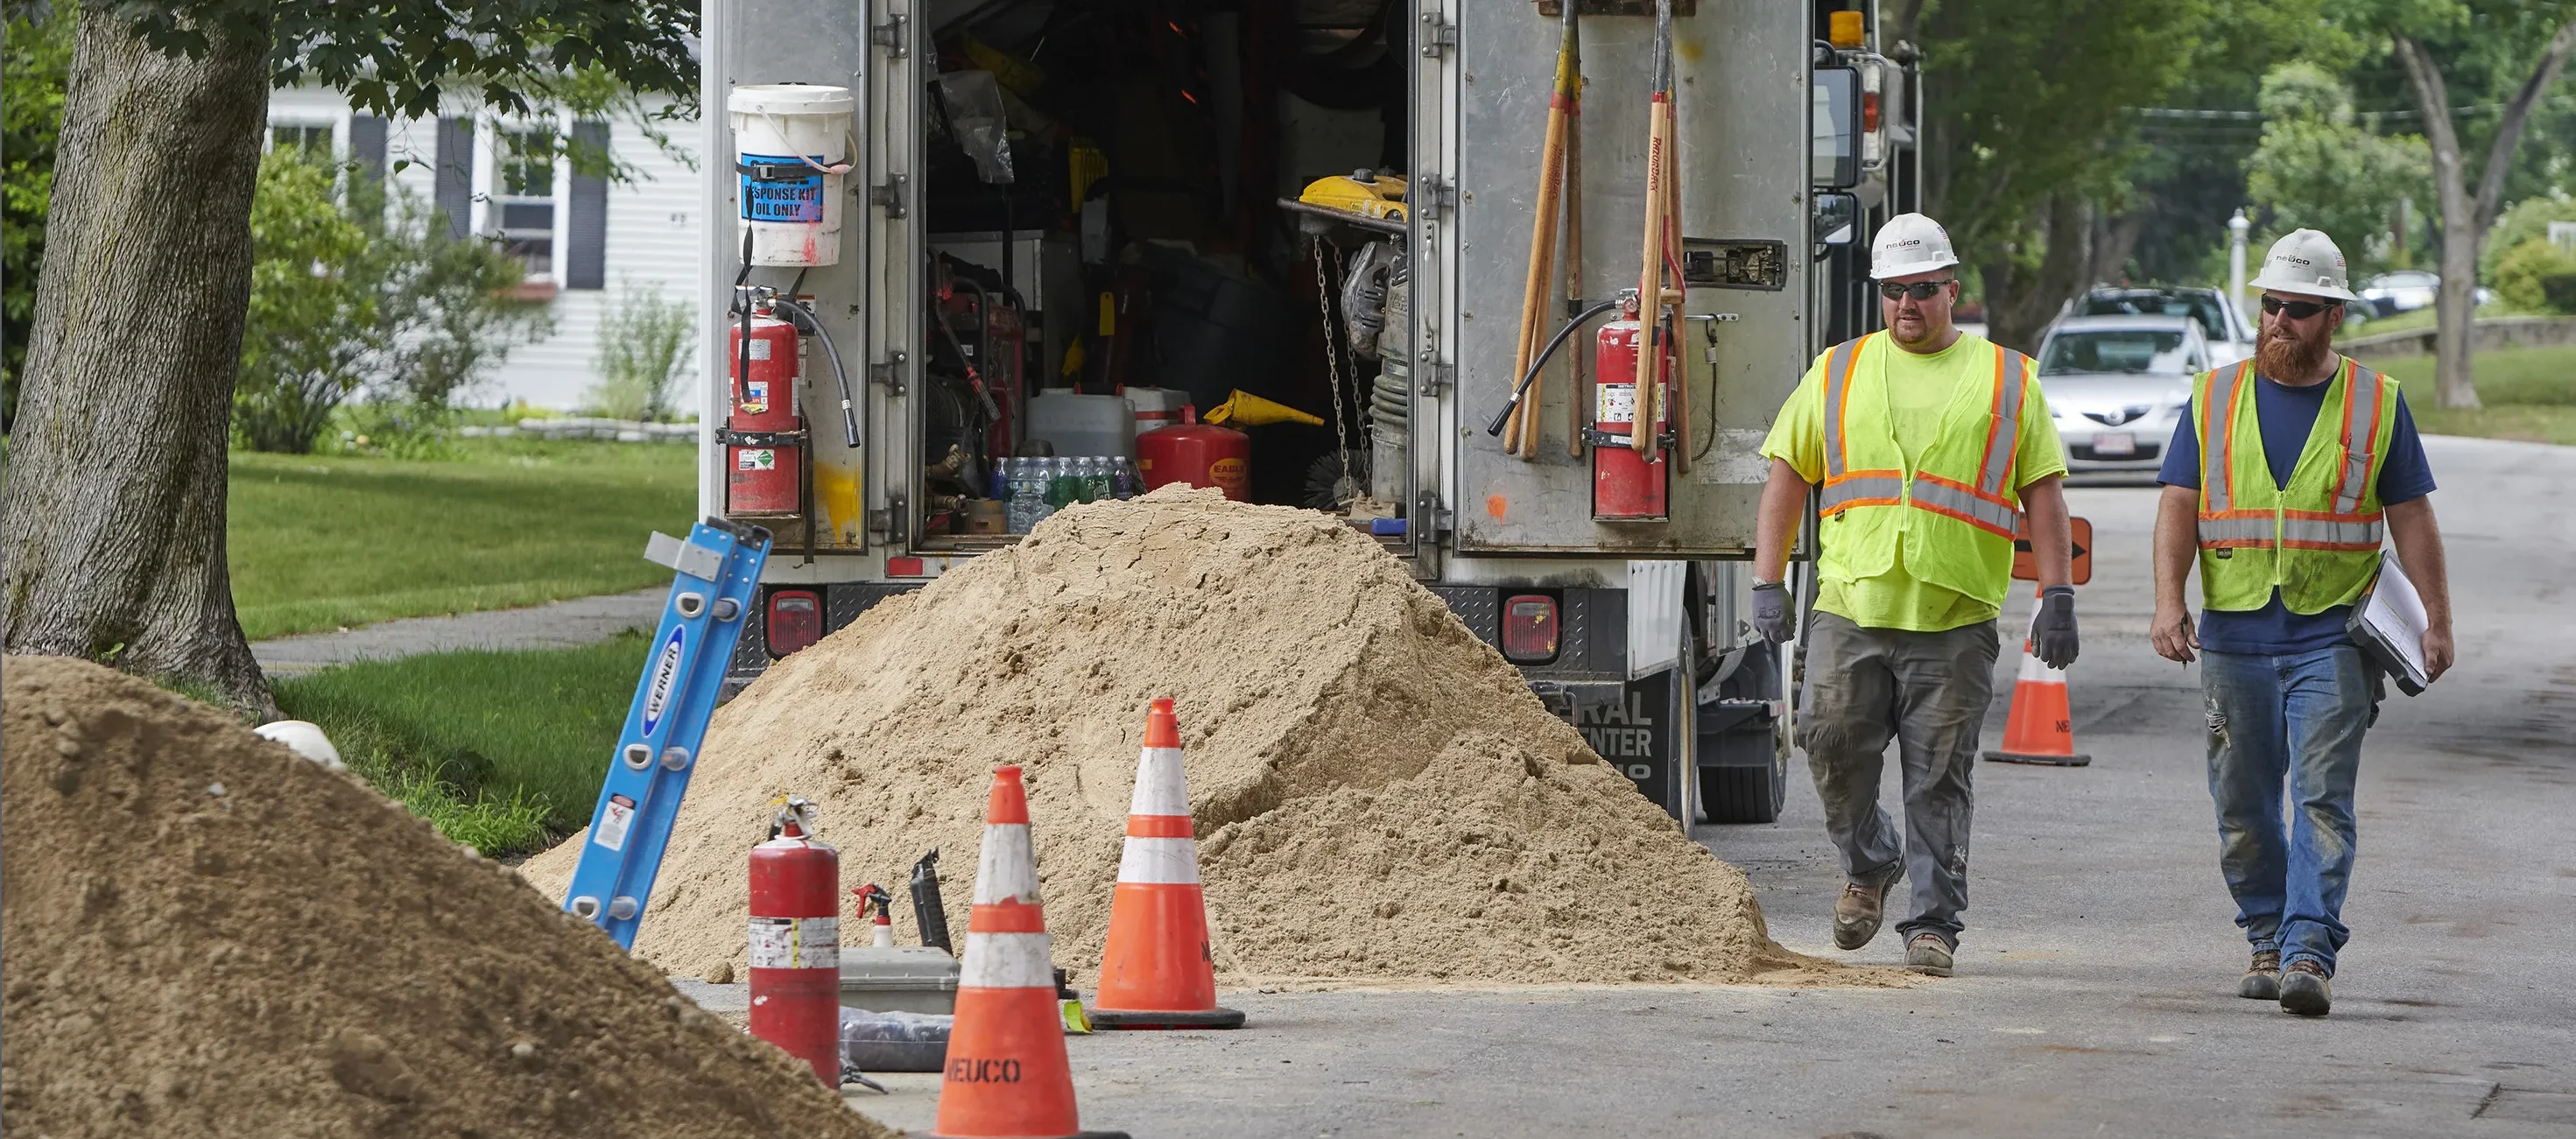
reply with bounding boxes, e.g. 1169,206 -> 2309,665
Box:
2157,372 -> 2436,654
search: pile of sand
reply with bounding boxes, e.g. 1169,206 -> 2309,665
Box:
527,487 -> 1856,988
0,657 -> 892,1139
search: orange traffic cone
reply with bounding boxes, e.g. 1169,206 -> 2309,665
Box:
1984,600 -> 2090,767
927,767 -> 1127,1139
1089,699 -> 1245,1030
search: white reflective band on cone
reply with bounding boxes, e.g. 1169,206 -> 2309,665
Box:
959,931 -> 1058,988
1129,748 -> 1191,816
1116,837 -> 1203,885
973,824 -> 1042,903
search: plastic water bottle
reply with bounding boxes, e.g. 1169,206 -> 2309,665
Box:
1082,456 -> 1113,503
1046,457 -> 1082,510
1009,460 -> 1050,533
1111,456 -> 1139,500
989,456 -> 1012,504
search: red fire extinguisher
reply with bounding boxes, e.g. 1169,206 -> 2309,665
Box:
749,798 -> 839,1086
725,293 -> 805,516
1590,302 -> 1674,521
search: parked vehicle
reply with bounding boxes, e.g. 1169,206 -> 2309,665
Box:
2069,285 -> 2252,368
694,1 -> 1917,829
2033,314 -> 2207,475
2358,270 -> 2494,317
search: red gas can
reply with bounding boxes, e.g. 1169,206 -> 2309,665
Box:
1591,319 -> 1672,521
725,311 -> 803,515
1135,405 -> 1250,501
748,805 -> 839,1086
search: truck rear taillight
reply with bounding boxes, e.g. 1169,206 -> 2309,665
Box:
1501,594 -> 1560,664
767,589 -> 821,657
1862,91 -> 1881,133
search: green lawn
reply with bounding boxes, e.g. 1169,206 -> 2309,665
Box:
2373,345 -> 2576,446
229,436 -> 695,640
272,633 -> 650,854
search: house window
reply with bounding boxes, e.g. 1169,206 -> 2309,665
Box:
492,131 -> 557,279
271,123 -> 334,155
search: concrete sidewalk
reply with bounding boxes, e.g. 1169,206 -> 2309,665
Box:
250,587 -> 666,676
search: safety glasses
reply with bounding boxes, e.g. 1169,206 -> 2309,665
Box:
2261,295 -> 2340,320
1878,279 -> 1954,301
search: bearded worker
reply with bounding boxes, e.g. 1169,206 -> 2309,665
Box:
1750,213 -> 2074,977
2150,229 -> 2452,1017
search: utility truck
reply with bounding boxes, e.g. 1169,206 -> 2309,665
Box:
696,0 -> 1920,831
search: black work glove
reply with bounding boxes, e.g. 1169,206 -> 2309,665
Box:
2034,586 -> 2079,671
1750,580 -> 1794,644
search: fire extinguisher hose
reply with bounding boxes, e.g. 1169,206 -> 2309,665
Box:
1484,296 -> 1623,438
767,295 -> 862,448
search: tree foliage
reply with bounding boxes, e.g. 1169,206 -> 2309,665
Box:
1,5 -> 72,432
2244,62 -> 2431,277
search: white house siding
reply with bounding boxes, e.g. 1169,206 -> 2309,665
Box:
264,90 -> 707,411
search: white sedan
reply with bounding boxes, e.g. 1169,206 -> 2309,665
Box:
2032,314 -> 2208,476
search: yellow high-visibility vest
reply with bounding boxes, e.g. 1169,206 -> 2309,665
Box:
2193,357 -> 2398,613
1815,332 -> 2034,608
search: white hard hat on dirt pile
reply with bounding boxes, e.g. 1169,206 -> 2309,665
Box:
2246,228 -> 2357,301
1870,212 -> 1961,279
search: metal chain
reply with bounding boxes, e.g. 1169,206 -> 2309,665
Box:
1312,237 -> 1360,503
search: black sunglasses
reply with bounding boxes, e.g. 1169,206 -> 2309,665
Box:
1878,279 -> 1955,301
2261,295 -> 2341,320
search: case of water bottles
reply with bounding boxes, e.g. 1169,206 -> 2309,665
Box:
993,455 -> 1139,535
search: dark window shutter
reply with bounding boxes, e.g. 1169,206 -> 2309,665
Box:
350,115 -> 387,183
566,119 -> 609,290
434,116 -> 474,240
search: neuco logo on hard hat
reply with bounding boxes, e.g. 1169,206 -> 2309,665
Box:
1870,213 -> 1960,279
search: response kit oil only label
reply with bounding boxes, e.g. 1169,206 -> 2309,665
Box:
749,916 -> 841,969
740,154 -> 827,223
595,793 -> 638,851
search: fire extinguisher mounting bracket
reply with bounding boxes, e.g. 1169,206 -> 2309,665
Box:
715,428 -> 810,448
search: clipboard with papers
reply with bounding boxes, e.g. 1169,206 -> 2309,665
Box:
2347,551 -> 2433,696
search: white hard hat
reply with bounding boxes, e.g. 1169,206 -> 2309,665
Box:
2245,229 -> 2356,301
255,719 -> 347,771
1870,212 -> 1960,279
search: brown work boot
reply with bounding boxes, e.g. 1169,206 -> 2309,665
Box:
2239,949 -> 2281,1000
1904,932 -> 1955,977
2279,959 -> 2332,1016
1832,871 -> 1900,950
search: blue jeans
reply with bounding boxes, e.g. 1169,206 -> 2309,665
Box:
2200,644 -> 2380,975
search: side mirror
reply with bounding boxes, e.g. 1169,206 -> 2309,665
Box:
1812,66 -> 1862,190
1813,193 -> 1859,247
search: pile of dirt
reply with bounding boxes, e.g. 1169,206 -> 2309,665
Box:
0,656 -> 893,1139
527,487 -> 1863,988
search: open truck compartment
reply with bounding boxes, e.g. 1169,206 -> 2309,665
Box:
700,0 -> 1919,826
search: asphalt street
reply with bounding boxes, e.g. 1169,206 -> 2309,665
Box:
780,436 -> 2571,1138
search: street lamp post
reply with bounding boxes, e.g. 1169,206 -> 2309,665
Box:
2228,209 -> 2252,334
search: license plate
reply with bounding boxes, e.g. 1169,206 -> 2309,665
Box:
2091,431 -> 2136,456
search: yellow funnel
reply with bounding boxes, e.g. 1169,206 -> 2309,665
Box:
1206,390 -> 1325,427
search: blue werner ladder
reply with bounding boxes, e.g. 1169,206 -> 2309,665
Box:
563,517 -> 771,950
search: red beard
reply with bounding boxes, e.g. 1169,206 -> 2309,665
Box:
2256,326 -> 2331,381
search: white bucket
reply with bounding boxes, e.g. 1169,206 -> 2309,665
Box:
728,84 -> 855,266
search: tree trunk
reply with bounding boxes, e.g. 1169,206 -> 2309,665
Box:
2431,206 -> 2482,410
0,10 -> 273,714
1979,195 -> 2094,354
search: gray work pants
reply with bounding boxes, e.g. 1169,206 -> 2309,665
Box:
1797,610 -> 2000,946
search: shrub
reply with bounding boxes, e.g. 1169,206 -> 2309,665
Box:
585,278 -> 695,421
2494,237 -> 2576,315
234,148 -> 375,453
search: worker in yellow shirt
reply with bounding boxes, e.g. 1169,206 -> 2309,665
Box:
1751,213 -> 2075,977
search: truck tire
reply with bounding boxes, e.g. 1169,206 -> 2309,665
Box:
1699,707 -> 1790,824
1700,761 -> 1785,824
